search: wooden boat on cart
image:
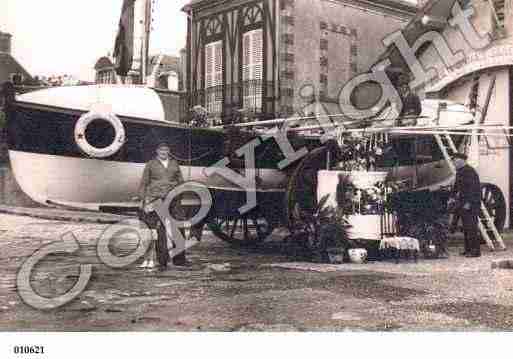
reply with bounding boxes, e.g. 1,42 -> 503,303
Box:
2,84 -> 509,251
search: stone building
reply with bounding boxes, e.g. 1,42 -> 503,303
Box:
94,56 -> 118,84
0,30 -> 31,85
181,0 -> 417,123
94,53 -> 185,91
0,30 -> 36,206
147,54 -> 183,91
379,0 -> 513,227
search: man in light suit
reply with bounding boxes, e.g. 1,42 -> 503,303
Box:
137,142 -> 188,268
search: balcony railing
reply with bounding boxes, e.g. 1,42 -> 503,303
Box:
187,80 -> 275,123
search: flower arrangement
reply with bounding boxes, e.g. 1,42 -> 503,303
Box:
189,105 -> 210,128
290,194 -> 353,263
336,134 -> 385,172
329,134 -> 401,216
335,172 -> 398,217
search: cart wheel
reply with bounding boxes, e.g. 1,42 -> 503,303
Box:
208,214 -> 274,246
481,183 -> 506,233
284,146 -> 336,260
285,146 -> 331,231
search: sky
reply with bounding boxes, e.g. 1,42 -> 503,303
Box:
0,0 -> 190,81
0,0 -> 417,82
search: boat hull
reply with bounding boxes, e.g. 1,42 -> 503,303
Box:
6,104 -> 292,208
8,149 -> 289,208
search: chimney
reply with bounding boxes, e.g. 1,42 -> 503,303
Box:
0,31 -> 12,54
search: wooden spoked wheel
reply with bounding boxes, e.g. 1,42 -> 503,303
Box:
205,187 -> 283,246
284,146 -> 336,258
285,146 -> 331,231
208,213 -> 274,246
480,183 -> 506,233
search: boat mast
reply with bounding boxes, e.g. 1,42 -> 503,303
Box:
141,0 -> 152,84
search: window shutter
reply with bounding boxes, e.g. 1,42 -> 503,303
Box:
205,40 -> 223,89
205,40 -> 223,114
205,43 -> 214,89
214,41 -> 223,87
243,33 -> 251,81
243,29 -> 263,81
252,29 -> 263,82
242,29 -> 263,111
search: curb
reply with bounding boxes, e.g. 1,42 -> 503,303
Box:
0,206 -> 129,224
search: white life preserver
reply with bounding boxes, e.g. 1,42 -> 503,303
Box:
74,111 -> 126,158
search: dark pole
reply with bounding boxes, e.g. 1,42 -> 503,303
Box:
186,10 -> 192,111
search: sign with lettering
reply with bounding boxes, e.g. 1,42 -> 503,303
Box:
426,44 -> 513,92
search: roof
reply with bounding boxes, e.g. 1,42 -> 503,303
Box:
94,56 -> 115,70
149,54 -> 180,68
183,0 -> 417,13
0,53 -> 32,83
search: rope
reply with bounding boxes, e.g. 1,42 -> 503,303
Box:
168,147 -> 214,164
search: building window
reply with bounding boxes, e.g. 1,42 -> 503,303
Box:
281,70 -> 294,80
282,34 -> 294,45
205,17 -> 223,39
10,73 -> 23,85
243,29 -> 263,111
167,71 -> 179,91
243,5 -> 264,27
205,40 -> 223,114
97,70 -> 115,84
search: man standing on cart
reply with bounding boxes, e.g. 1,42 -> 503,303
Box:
397,74 -> 422,127
136,142 -> 188,268
450,153 -> 481,258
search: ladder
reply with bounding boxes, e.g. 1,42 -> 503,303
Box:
488,0 -> 506,36
492,0 -> 506,27
434,132 -> 506,251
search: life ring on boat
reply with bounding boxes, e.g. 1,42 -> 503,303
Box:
74,111 -> 126,158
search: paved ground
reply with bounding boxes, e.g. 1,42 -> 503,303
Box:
2,212 -> 513,331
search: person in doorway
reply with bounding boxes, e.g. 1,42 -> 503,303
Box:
136,142 -> 188,268
449,153 -> 482,258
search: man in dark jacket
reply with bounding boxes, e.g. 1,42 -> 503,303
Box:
396,74 -> 422,127
450,153 -> 481,257
137,142 -> 188,267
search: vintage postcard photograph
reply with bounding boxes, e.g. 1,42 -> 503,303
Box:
1,0 -> 513,357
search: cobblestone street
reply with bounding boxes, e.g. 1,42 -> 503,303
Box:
2,212 -> 513,331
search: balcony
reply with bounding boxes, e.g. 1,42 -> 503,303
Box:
187,80 -> 275,123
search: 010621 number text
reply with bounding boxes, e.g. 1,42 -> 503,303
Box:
13,345 -> 44,355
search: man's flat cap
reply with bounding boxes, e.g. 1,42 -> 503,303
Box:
156,142 -> 170,149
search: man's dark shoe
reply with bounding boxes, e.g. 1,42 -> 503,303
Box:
465,253 -> 481,258
172,259 -> 193,267
172,252 -> 187,265
171,253 -> 192,267
459,251 -> 469,256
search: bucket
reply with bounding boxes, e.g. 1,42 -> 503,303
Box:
348,248 -> 368,264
